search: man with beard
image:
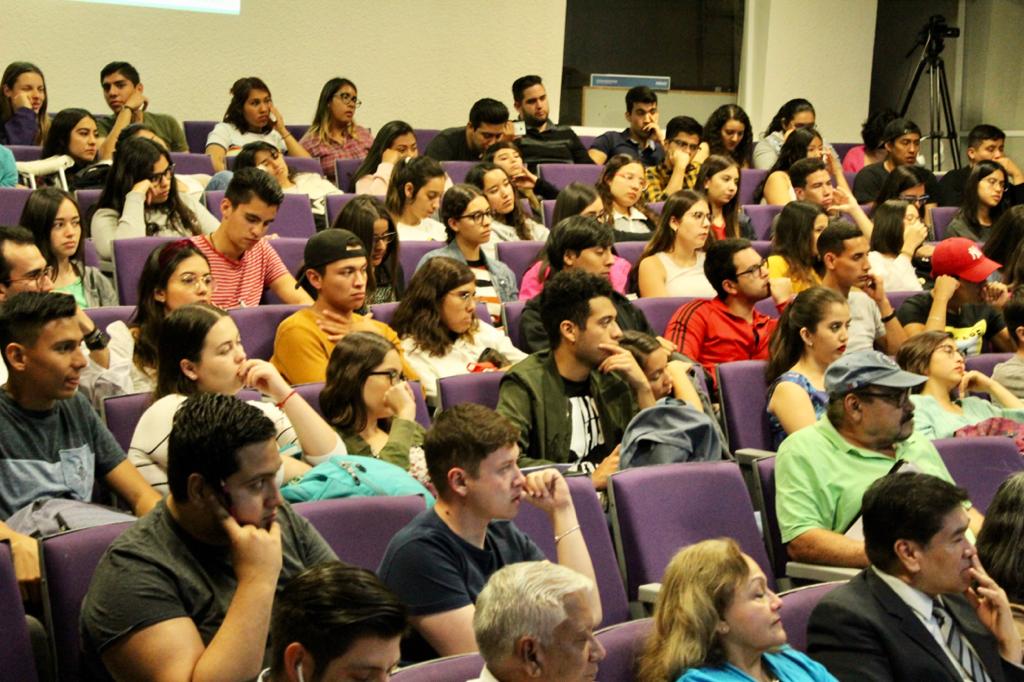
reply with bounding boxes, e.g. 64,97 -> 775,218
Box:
511,75 -> 591,168
776,351 -> 981,568
587,86 -> 665,167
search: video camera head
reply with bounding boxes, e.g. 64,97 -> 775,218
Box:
915,14 -> 960,55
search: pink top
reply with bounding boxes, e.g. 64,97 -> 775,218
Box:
299,126 -> 373,181
190,235 -> 288,309
842,145 -> 866,173
518,256 -> 631,300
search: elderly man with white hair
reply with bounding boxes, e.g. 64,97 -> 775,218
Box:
471,560 -> 605,682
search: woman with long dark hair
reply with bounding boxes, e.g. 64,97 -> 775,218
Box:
351,120 -> 420,194
333,195 -> 403,305
696,155 -> 753,240
385,156 -> 448,242
40,108 -> 103,189
767,201 -> 826,294
755,127 -> 822,205
635,190 -> 714,298
299,77 -> 373,179
867,199 -> 926,292
466,162 -> 548,255
753,98 -> 816,169
597,154 -> 657,240
703,104 -> 754,169
1,61 -> 48,145
946,160 -> 1008,244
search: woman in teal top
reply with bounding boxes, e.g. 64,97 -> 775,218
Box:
19,187 -> 117,307
896,330 -> 1024,439
636,538 -> 836,682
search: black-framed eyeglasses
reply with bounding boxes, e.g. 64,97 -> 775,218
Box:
6,265 -> 56,288
459,209 -> 494,224
148,163 -> 175,184
857,389 -> 911,408
899,194 -> 929,205
734,259 -> 769,279
668,138 -> 701,153
334,93 -> 362,108
372,231 -> 397,246
369,369 -> 405,385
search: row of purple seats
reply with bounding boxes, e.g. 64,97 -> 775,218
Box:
539,199 -> 665,229
205,190 -> 316,238
0,542 -> 38,681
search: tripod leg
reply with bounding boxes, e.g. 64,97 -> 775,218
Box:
900,53 -> 930,117
935,59 -> 961,169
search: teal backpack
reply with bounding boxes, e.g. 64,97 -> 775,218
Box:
281,455 -> 435,506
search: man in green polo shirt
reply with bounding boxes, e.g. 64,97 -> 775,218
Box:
776,349 -> 983,568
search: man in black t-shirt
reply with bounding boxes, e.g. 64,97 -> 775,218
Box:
377,404 -> 599,663
852,118 -> 941,205
425,98 -> 510,162
937,123 -> 1024,207
511,75 -> 591,168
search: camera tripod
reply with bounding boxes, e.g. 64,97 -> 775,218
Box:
899,22 -> 961,170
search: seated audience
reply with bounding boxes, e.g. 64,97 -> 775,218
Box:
260,561 -> 407,682
511,74 -> 592,166
983,205 -> 1024,274
789,157 -> 874,235
129,302 -> 333,492
636,189 -> 716,298
619,330 -> 705,408
205,76 -> 311,173
644,115 -> 709,202
697,155 -> 754,240
637,538 -> 835,682
81,393 -> 336,681
945,160 -> 1008,243
425,98 -> 509,162
465,162 -> 549,250
497,269 -> 655,474
939,124 -> 1023,207
378,403 -> 598,661
385,155 -> 448,242
852,118 -> 940,207
0,292 -> 159,595
92,136 -> 218,260
896,330 -> 1024,440
766,287 -> 850,448
665,239 -> 784,385
417,184 -> 519,323
755,127 -> 824,204
598,154 -> 657,240
897,237 -> 1012,355
332,194 -> 403,305
0,61 -> 48,145
753,97 -> 818,169
767,201 -> 827,293
807,473 -> 1018,681
116,122 -> 210,199
271,228 -> 413,384
520,216 -> 655,352
776,350 -> 975,568
872,164 -> 929,208
40,108 -> 103,189
190,167 -> 311,308
841,107 -> 897,173
994,298 -> 1024,398
19,187 -> 117,307
818,220 -> 905,354
233,140 -> 342,230
472,560 -> 604,682
350,120 -> 418,193
703,104 -> 753,169
95,61 -> 188,157
867,199 -> 927,292
394,257 -> 525,402
485,140 -> 558,213
976,472 -> 1024,641
298,77 -> 372,178
588,85 -> 664,167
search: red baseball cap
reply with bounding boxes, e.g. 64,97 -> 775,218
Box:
931,237 -> 1000,283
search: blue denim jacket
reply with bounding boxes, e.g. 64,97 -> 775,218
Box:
416,241 -> 519,302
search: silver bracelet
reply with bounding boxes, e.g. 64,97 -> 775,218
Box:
555,524 -> 581,544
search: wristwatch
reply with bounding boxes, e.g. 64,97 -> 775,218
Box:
83,326 -> 111,351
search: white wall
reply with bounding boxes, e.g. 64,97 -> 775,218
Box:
2,0 -> 567,132
738,0 -> 878,143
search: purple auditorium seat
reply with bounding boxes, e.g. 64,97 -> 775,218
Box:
887,290 -> 917,314
440,160 -> 476,184
649,201 -> 664,216
293,495 -> 428,570
183,120 -> 217,153
754,297 -> 781,319
842,170 -> 858,189
83,238 -> 100,268
437,372 -> 504,411
112,236 -> 176,305
578,135 -> 596,148
633,296 -> 694,337
608,461 -> 776,601
41,522 -> 135,681
284,124 -> 309,142
537,163 -> 602,190
7,144 -> 42,161
334,158 -> 364,192
934,436 -> 1024,513
964,353 -> 1013,377
931,206 -> 958,241
391,652 -> 484,681
325,193 -> 357,224
293,382 -> 325,417
0,187 -> 32,225
284,156 -> 323,176
751,454 -> 787,578
88,305 -> 135,333
413,129 -> 440,154
743,204 -> 783,240
228,304 -> 302,360
495,240 -> 544,286
75,188 -> 103,223
717,360 -> 772,452
739,169 -> 767,205
205,191 -> 314,238
267,236 -> 306,276
398,240 -> 442,285
514,476 -> 630,626
542,199 -> 556,228
614,240 -> 646,267
0,542 -> 39,682
779,581 -> 845,652
409,381 -> 432,428
502,300 -> 527,349
831,142 -> 859,162
751,240 -> 772,257
169,152 -> 214,175
595,618 -> 653,680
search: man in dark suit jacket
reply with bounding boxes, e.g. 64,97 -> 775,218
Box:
808,473 -> 1024,681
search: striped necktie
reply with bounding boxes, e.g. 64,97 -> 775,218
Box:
933,598 -> 991,682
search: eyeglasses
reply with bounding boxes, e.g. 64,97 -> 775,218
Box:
668,139 -> 701,153
369,369 -> 405,385
734,259 -> 769,279
448,290 -> 476,303
857,389 -> 911,408
898,194 -> 929,205
684,210 -> 710,222
6,265 -> 56,288
148,163 -> 175,184
459,209 -> 494,224
334,92 -> 362,108
613,172 -> 648,190
372,231 -> 397,246
177,273 -> 214,289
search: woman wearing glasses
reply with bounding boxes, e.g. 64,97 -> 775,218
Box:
19,187 -> 117,307
416,184 -> 518,325
635,189 -> 716,298
393,258 -> 525,402
91,136 -> 218,262
299,77 -> 373,180
465,162 -> 548,258
945,160 -> 1009,244
598,154 -> 657,240
333,195 -> 403,305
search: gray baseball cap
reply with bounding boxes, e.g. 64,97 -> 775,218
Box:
824,350 -> 926,395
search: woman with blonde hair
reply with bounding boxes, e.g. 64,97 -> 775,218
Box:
637,538 -> 835,682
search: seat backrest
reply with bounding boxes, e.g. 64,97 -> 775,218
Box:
614,241 -> 645,267
266,237 -> 306,278
88,305 -> 135,334
293,382 -> 325,418
408,381 -> 431,428
8,144 -> 42,161
752,454 -> 787,578
594,618 -> 653,680
75,189 -> 103,226
398,241 -> 442,286
717,360 -> 772,452
183,120 -> 217,153
169,152 -> 214,175
888,290 -> 918,315
502,300 -> 528,349
436,372 -> 504,411
754,297 -> 781,319
206,191 -> 314,239
608,461 -> 775,600
112,236 -> 177,305
934,436 -> 1024,513
227,304 -> 303,360
391,652 -> 484,681
843,170 -> 857,188
0,187 -> 32,225
779,581 -> 845,652
286,156 -> 322,176
334,159 -> 364,192
538,163 -> 602,190
742,204 -> 783,240
102,392 -> 153,452
325,192 -> 357,223
632,297 -> 693,337
513,476 -> 630,626
0,542 -> 39,682
495,241 -> 544,286
413,129 -> 440,154
831,142 -> 859,161
932,206 -> 958,241
965,353 -> 1013,377
41,522 -> 135,681
293,495 -> 428,570
542,199 -> 556,228
440,160 -> 476,184
750,240 -> 772,257
739,169 -> 768,205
